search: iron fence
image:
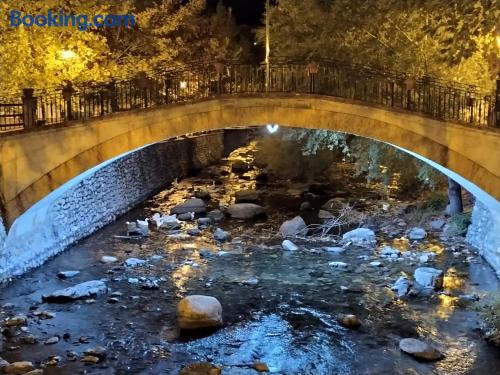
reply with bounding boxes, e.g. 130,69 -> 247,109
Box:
4,61 -> 499,131
0,101 -> 23,131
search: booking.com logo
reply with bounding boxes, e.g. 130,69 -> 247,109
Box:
9,10 -> 135,31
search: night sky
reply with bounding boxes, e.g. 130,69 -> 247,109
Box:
207,0 -> 266,26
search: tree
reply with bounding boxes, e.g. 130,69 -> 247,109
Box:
263,0 -> 499,87
0,0 -> 117,94
0,0 -> 248,93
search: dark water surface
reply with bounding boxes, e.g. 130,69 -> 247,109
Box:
0,141 -> 499,375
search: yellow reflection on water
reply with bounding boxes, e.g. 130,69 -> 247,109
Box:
434,343 -> 476,375
437,294 -> 459,320
172,264 -> 196,295
427,243 -> 444,255
443,268 -> 466,291
391,237 -> 410,251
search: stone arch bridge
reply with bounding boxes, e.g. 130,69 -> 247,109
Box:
0,61 -> 499,278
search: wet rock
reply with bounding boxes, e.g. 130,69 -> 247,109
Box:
127,220 -> 149,236
124,258 -> 146,267
485,329 -> 500,347
178,212 -> 195,222
208,210 -> 225,222
324,246 -> 345,254
300,201 -> 311,211
414,267 -> 444,290
3,362 -> 34,374
392,276 -> 412,297
4,316 -> 27,327
194,190 -> 211,200
399,338 -> 443,361
253,362 -> 269,372
149,255 -> 164,262
128,278 -> 139,284
214,228 -> 231,242
33,311 -> 55,320
81,355 -> 100,364
231,160 -> 250,174
318,210 -> 335,219
370,261 -> 383,267
279,216 -> 306,236
342,228 -> 376,246
177,295 -> 223,330
408,227 -> 427,240
44,336 -> 59,345
179,362 -> 222,375
321,198 -> 346,213
152,213 -> 181,228
337,314 -> 361,329
20,335 -> 38,345
0,358 -> 8,370
226,203 -> 266,220
430,219 -> 446,231
141,278 -> 160,290
380,246 -> 401,258
101,255 -> 118,264
197,217 -> 213,228
329,261 -> 348,268
235,189 -> 260,203
57,270 -> 80,279
84,346 -> 107,359
282,240 -> 298,251
187,227 -> 202,236
24,370 -> 43,375
42,280 -> 107,302
171,198 -> 207,215
107,297 -> 119,304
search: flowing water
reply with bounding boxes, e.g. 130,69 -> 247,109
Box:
0,141 -> 499,375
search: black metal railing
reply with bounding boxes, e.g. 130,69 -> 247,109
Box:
0,99 -> 23,131
3,60 -> 499,132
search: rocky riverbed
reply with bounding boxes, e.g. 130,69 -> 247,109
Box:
0,141 -> 499,375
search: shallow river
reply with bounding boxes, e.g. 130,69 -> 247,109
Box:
0,141 -> 499,375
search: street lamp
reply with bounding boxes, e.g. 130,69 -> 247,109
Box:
58,50 -> 76,60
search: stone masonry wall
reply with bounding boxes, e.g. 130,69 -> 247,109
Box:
0,217 -> 5,252
467,200 -> 500,277
0,130 -> 249,281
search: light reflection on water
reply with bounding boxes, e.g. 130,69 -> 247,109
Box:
170,313 -> 353,375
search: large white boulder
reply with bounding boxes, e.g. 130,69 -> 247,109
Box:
279,216 -> 306,236
342,228 -> 376,246
392,276 -> 411,297
177,295 -> 223,330
282,240 -> 299,251
413,267 -> 444,290
399,338 -> 443,361
408,227 -> 427,240
42,280 -> 107,302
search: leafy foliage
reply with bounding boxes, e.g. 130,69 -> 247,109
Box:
0,0 -> 247,94
263,0 -> 500,87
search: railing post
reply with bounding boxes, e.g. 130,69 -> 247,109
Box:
307,62 -> 319,94
108,81 -> 119,112
62,83 -> 74,121
214,62 -> 226,95
164,77 -> 172,104
495,78 -> 500,127
22,88 -> 37,130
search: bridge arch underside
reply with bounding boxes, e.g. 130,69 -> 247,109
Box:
2,95 -> 500,227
